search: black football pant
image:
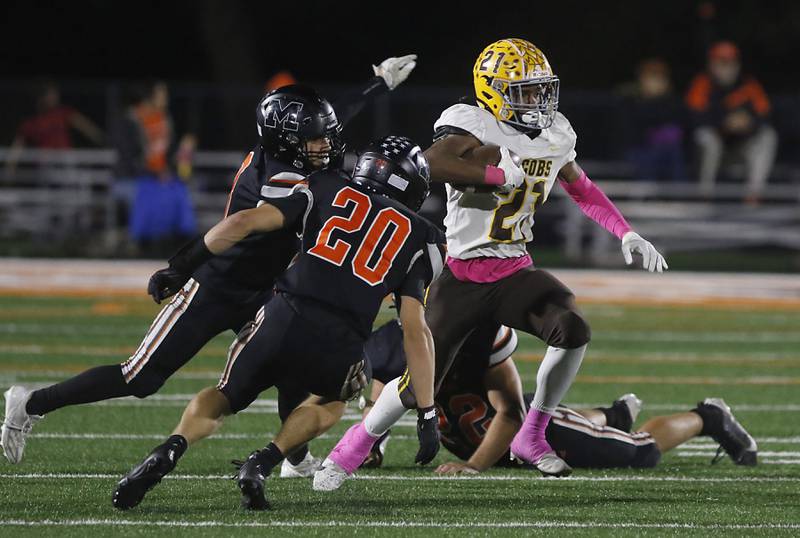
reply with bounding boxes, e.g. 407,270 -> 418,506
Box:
218,293 -> 366,413
25,280 -> 309,423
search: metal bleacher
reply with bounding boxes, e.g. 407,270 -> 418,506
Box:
0,148 -> 798,260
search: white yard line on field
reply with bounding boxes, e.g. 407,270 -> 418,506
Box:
1,519 -> 799,530
677,450 -> 800,458
684,437 -> 800,446
55,397 -> 800,414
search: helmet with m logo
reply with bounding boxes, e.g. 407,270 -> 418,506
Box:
256,84 -> 344,170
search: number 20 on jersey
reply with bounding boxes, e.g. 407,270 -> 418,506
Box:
308,187 -> 411,286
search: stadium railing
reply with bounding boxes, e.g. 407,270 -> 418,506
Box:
0,148 -> 798,261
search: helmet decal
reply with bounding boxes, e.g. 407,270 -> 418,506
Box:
351,135 -> 430,212
256,84 -> 344,171
379,135 -> 413,156
263,100 -> 304,132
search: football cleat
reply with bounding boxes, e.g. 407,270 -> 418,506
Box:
612,393 -> 643,432
618,393 -> 643,423
510,449 -> 573,477
361,430 -> 391,469
279,451 -> 322,478
312,423 -> 378,491
113,443 -> 179,510
2,386 -> 42,464
509,416 -> 572,477
313,458 -> 349,492
236,451 -> 271,510
695,398 -> 758,466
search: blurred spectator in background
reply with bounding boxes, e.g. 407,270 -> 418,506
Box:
111,85 -> 149,227
623,59 -> 686,182
125,81 -> 197,253
686,41 -> 778,204
5,81 -> 104,177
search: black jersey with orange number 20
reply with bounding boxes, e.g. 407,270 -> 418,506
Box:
270,169 -> 445,338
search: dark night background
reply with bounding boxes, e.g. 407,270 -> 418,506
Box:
1,0 -> 799,154
3,1 -> 800,88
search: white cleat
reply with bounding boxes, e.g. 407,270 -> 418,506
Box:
618,393 -> 643,423
280,451 -> 322,478
510,450 -> 572,477
2,386 -> 42,464
312,458 -> 350,491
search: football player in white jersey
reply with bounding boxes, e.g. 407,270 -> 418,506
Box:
314,38 -> 667,490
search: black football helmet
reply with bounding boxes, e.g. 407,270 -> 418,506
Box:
351,136 -> 430,212
256,84 -> 344,171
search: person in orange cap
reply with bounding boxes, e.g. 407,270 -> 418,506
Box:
686,41 -> 778,204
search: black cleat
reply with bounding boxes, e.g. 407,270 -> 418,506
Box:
236,451 -> 272,511
113,443 -> 179,510
607,394 -> 642,432
694,398 -> 758,466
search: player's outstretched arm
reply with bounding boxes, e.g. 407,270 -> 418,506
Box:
558,161 -> 668,273
436,358 -> 526,474
398,296 -> 435,409
333,55 -> 417,126
147,204 -> 289,303
398,295 -> 439,465
471,358 -> 526,471
203,203 -> 286,254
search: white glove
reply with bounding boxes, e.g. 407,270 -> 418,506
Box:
496,147 -> 526,193
373,54 -> 417,90
621,231 -> 668,273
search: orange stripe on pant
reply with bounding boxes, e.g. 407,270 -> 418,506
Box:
121,280 -> 200,383
217,306 -> 265,389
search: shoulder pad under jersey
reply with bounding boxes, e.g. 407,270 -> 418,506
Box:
433,104 -> 487,142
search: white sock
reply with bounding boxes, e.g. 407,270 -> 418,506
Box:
363,377 -> 409,437
531,344 -> 587,413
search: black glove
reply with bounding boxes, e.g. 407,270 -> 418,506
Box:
168,235 -> 214,275
147,267 -> 190,304
414,405 -> 440,465
147,235 -> 214,304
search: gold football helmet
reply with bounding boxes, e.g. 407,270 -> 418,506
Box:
473,38 -> 560,130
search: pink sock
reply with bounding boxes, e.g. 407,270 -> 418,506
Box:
510,409 -> 554,463
328,423 -> 378,475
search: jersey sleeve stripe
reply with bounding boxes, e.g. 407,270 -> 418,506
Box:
291,184 -> 314,237
260,185 -> 296,199
223,152 -> 254,217
426,242 -> 445,281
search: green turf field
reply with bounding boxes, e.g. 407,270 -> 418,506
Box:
1,293 -> 799,536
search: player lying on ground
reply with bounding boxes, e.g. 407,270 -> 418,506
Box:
114,136 -> 446,511
360,320 -> 758,473
1,55 -> 416,467
314,38 -> 668,490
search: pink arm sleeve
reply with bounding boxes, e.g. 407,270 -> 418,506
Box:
559,171 -> 632,240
